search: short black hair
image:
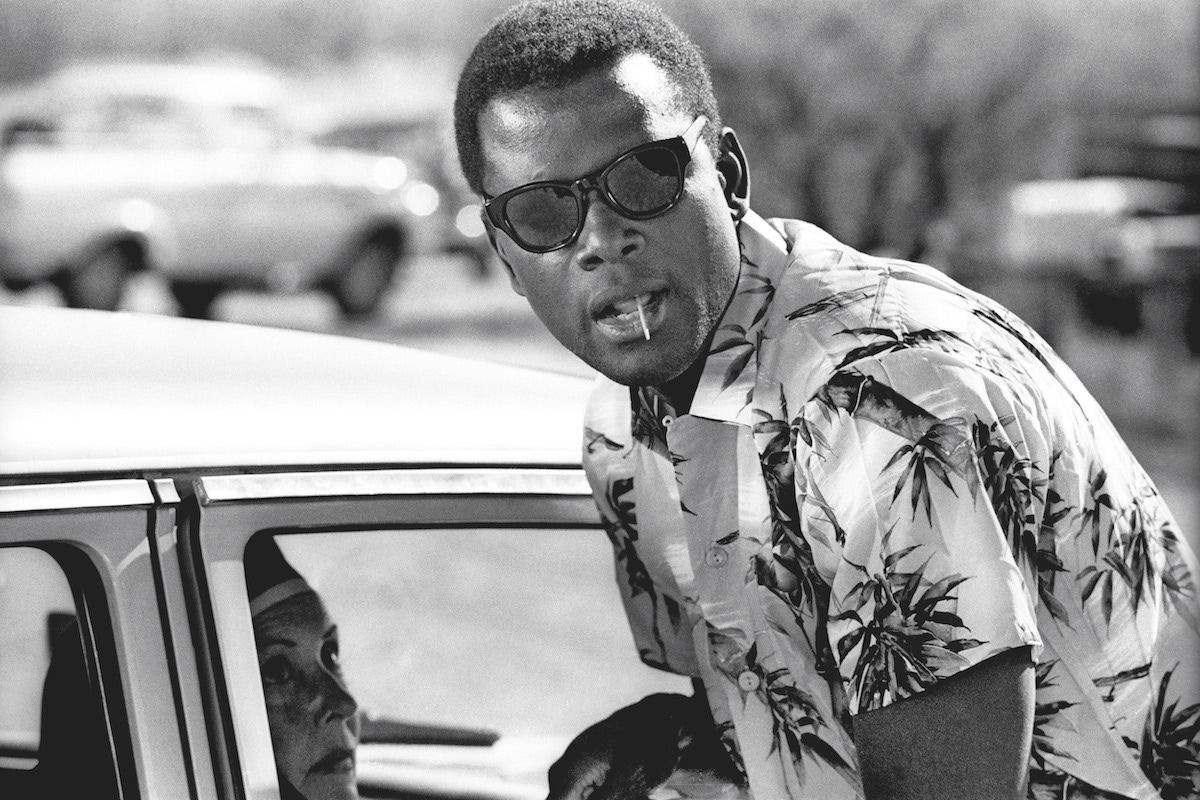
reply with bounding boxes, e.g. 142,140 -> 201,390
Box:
453,0 -> 721,194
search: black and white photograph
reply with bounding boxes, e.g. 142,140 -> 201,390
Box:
1,2 -> 1196,799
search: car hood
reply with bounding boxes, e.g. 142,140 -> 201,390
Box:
0,307 -> 593,477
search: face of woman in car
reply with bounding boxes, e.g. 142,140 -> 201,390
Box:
253,591 -> 360,800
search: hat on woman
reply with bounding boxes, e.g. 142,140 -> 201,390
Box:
245,535 -> 315,617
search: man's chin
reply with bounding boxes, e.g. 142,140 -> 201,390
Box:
585,347 -> 697,391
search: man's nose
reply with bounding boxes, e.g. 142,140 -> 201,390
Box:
574,197 -> 644,269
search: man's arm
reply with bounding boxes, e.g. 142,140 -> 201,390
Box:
854,646 -> 1035,800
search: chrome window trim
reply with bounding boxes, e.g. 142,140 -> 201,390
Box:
0,449 -> 582,479
0,501 -> 194,800
195,467 -> 592,505
0,479 -> 155,513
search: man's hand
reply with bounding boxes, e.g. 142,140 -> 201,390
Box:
546,693 -> 699,800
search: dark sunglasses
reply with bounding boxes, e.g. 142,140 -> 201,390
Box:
483,115 -> 709,253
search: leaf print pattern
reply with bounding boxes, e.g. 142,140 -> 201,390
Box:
754,400 -> 848,706
1036,452 -> 1072,624
598,476 -> 678,667
970,305 -> 1070,391
1140,666 -> 1200,799
1080,466 -> 1118,557
786,286 -> 874,321
1079,485 -> 1195,627
884,418 -> 970,524
814,370 -> 977,524
584,425 -> 625,455
817,372 -> 972,472
833,542 -> 984,710
740,643 -> 857,786
1030,660 -> 1078,771
972,417 -> 1042,572
834,326 -> 970,372
580,212 -> 1199,798
711,322 -> 755,392
740,271 -> 776,329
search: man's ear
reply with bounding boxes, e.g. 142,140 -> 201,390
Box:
715,128 -> 750,221
483,215 -> 527,297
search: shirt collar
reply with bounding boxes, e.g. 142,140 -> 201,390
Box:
631,211 -> 792,434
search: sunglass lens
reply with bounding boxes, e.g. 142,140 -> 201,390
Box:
607,146 -> 682,215
504,186 -> 580,249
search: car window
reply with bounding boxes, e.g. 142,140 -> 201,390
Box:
0,547 -> 121,800
215,103 -> 289,149
54,92 -> 199,148
245,528 -> 690,797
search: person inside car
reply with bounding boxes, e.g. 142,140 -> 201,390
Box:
247,535 -> 361,800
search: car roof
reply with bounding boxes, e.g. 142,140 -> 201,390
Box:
0,307 -> 593,478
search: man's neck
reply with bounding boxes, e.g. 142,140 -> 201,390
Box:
651,251 -> 744,414
653,353 -> 707,416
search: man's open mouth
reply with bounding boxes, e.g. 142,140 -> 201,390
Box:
595,290 -> 664,341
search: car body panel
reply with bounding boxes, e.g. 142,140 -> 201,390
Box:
0,306 -> 592,476
0,501 -> 193,800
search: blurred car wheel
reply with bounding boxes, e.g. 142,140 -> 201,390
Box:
170,280 -> 223,320
56,243 -> 136,311
328,233 -> 402,319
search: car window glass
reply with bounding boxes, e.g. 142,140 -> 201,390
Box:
216,103 -> 287,149
248,529 -> 690,795
57,93 -> 197,147
0,547 -> 73,759
0,547 -> 120,800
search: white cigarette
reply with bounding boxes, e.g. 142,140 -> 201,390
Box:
636,297 -> 651,340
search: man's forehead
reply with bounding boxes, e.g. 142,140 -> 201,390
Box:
481,53 -> 682,144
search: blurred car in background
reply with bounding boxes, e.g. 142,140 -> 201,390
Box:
310,109 -> 495,278
0,61 -> 440,318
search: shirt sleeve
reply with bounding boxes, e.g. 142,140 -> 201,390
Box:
793,350 -> 1044,715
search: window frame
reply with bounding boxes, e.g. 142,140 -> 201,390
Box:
0,478 -> 197,800
183,466 -> 597,800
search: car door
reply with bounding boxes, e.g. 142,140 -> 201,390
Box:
183,465 -> 692,800
0,477 -> 208,800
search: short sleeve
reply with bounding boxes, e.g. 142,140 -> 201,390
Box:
793,351 -> 1044,715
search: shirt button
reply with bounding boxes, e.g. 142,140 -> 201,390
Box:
704,545 -> 728,568
737,671 -> 761,691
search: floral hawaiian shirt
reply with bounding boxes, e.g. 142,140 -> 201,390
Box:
582,211 -> 1199,799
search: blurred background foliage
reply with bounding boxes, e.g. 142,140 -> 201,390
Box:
1,0 -> 1195,265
